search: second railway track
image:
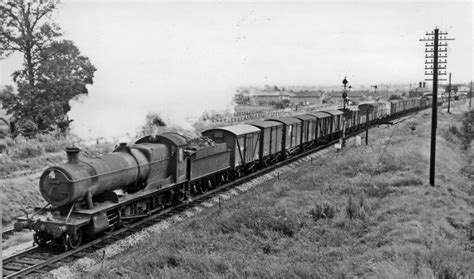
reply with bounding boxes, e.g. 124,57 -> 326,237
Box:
2,227 -> 15,244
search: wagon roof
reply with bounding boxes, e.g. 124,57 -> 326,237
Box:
308,111 -> 333,119
320,109 -> 344,116
203,124 -> 260,136
247,120 -> 283,129
267,117 -> 301,125
293,114 -> 317,121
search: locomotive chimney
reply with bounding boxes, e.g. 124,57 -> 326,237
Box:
423,82 -> 426,88
66,147 -> 81,164
419,81 -> 422,88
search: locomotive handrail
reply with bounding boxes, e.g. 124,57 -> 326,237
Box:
46,157 -> 171,184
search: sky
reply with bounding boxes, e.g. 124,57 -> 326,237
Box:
0,0 -> 472,140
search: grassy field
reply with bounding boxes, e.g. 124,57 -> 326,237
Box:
86,102 -> 473,278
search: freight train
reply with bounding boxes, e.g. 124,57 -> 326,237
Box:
14,97 -> 438,249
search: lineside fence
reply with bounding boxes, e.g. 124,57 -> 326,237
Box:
204,104 -> 332,124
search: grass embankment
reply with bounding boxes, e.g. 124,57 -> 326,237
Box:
89,103 -> 473,278
1,133 -> 113,226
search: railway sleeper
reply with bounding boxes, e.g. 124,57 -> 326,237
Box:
92,244 -> 106,249
23,254 -> 51,260
3,264 -> 24,271
72,252 -> 90,258
11,259 -> 39,265
59,258 -> 75,263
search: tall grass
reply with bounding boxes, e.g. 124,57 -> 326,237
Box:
0,133 -> 113,176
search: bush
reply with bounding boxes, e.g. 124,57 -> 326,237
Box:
460,112 -> 474,149
309,202 -> 336,221
427,246 -> 473,278
272,100 -> 290,110
219,207 -> 301,238
345,195 -> 369,220
407,121 -> 418,133
388,94 -> 403,101
13,145 -> 44,159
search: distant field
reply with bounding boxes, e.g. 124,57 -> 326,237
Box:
86,101 -> 473,278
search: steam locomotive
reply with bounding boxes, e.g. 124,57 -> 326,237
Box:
14,97 -> 436,249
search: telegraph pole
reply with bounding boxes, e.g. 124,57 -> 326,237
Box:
447,72 -> 451,113
470,80 -> 472,111
420,28 -> 454,186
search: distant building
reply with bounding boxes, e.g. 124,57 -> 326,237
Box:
289,90 -> 323,105
409,81 -> 430,98
251,91 -> 290,104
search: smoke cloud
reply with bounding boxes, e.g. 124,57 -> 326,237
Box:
64,2 -> 245,141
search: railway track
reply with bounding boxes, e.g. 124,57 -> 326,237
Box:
1,114 -> 410,278
2,227 -> 15,244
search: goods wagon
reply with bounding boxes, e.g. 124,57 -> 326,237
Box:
267,117 -> 302,156
202,124 -> 260,170
321,109 -> 344,137
308,111 -> 333,141
293,114 -> 318,149
338,107 -> 360,132
358,103 -> 374,124
420,97 -> 432,108
389,100 -> 404,116
248,120 -> 284,166
377,101 -> 391,118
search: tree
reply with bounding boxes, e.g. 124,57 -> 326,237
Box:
0,1 -> 61,85
0,1 -> 96,136
388,94 -> 403,101
273,99 -> 290,109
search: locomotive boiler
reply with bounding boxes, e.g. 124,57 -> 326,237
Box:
40,145 -> 151,208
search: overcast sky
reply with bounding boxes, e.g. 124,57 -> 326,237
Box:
0,0 -> 472,140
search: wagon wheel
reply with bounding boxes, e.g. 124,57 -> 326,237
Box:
66,229 -> 83,250
33,232 -> 49,246
104,209 -> 121,235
